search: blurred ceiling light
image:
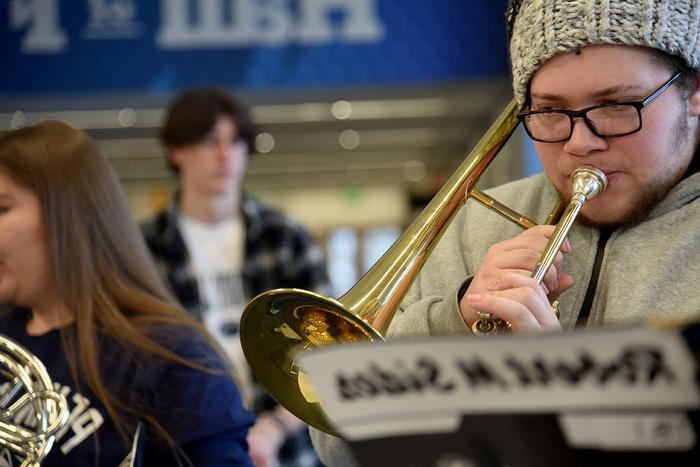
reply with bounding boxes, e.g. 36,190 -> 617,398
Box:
118,108 -> 137,127
339,129 -> 360,150
331,100 -> 353,120
10,111 -> 26,129
403,159 -> 427,182
255,132 -> 276,153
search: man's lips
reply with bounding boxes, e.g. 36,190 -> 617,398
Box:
601,170 -> 621,183
566,168 -> 620,179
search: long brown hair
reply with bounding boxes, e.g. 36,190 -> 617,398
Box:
0,121 -> 229,449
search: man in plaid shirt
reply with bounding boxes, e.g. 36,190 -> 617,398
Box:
141,87 -> 329,467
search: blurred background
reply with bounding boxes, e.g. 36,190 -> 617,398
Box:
0,0 -> 541,298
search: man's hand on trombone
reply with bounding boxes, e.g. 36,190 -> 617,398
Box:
459,225 -> 574,333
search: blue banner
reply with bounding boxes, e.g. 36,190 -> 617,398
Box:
0,0 -> 510,96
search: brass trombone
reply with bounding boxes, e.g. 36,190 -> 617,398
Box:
240,99 -> 605,435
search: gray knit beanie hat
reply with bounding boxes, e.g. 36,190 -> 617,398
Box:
508,0 -> 700,108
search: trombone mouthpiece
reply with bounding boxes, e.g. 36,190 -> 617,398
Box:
571,166 -> 608,200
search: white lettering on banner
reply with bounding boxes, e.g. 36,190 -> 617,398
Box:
8,0 -> 384,54
156,0 -> 384,48
86,0 -> 135,27
9,0 -> 67,53
295,0 -> 384,44
83,0 -> 142,39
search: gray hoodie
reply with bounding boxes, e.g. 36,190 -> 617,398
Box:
388,171 -> 700,337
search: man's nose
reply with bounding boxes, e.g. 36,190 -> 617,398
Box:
563,117 -> 608,155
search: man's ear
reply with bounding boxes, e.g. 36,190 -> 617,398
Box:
687,71 -> 700,117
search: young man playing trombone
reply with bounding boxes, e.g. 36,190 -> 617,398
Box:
312,0 -> 700,464
392,0 -> 700,336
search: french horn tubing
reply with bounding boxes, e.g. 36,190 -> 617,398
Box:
240,99 -> 598,434
0,334 -> 69,466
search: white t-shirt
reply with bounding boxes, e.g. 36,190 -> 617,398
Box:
178,215 -> 254,406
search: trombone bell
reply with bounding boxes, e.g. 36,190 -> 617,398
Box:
240,289 -> 383,435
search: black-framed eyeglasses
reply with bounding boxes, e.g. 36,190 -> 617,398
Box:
517,72 -> 682,143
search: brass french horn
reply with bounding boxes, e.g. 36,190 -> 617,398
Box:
240,99 -> 606,434
0,334 -> 69,466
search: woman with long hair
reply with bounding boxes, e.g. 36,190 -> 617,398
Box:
0,120 -> 254,465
